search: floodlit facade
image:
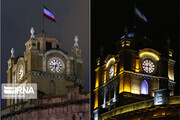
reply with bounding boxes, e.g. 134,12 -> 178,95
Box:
1,28 -> 90,120
93,32 -> 179,120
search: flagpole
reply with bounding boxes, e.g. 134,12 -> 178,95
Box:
42,16 -> 44,32
134,1 -> 136,33
42,5 -> 45,32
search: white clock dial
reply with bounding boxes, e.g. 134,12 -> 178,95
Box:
142,59 -> 155,73
18,66 -> 24,80
48,58 -> 65,73
109,65 -> 114,79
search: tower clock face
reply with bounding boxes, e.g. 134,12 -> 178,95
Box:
142,59 -> 155,74
48,57 -> 65,73
18,66 -> 24,80
109,65 -> 114,79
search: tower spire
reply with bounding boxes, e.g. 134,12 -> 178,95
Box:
134,1 -> 137,31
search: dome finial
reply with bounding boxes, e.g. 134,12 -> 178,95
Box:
30,27 -> 35,38
74,36 -> 79,46
11,48 -> 15,58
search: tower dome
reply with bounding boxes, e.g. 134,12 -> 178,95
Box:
36,31 -> 55,38
119,32 -> 151,51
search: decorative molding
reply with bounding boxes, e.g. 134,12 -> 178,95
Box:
44,50 -> 69,61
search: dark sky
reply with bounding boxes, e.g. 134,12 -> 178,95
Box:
91,0 -> 179,117
1,0 -> 89,87
1,0 -> 89,108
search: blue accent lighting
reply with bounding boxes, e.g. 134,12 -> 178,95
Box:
141,80 -> 148,95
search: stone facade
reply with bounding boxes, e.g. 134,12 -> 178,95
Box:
6,31 -> 83,106
2,29 -> 89,120
1,85 -> 90,120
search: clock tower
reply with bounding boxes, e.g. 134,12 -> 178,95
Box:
6,28 -> 83,106
93,32 -> 176,120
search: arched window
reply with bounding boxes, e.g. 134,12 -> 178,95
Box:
49,80 -> 56,95
141,80 -> 148,95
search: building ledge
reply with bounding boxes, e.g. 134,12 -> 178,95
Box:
99,96 -> 180,120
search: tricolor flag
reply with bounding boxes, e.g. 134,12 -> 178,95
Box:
43,5 -> 56,23
135,6 -> 148,23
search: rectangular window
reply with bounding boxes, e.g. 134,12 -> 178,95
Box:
56,45 -> 59,49
46,42 -> 52,51
32,43 -> 36,46
37,42 -> 40,50
121,41 -> 125,47
126,41 -> 130,46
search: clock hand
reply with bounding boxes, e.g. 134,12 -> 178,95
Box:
148,63 -> 150,73
52,64 -> 55,70
55,64 -> 57,69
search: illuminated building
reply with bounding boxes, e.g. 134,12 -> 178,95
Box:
1,28 -> 89,120
93,31 -> 179,120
